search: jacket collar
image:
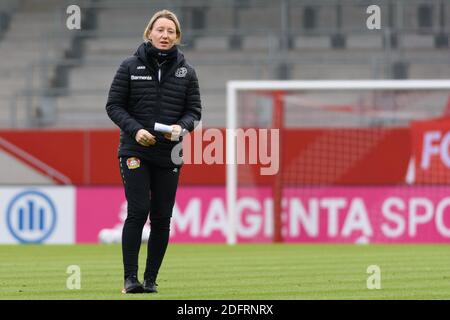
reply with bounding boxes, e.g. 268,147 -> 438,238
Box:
134,42 -> 185,83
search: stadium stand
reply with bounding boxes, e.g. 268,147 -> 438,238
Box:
0,0 -> 75,127
0,0 -> 449,128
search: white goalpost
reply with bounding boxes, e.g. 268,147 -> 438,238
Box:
226,79 -> 450,245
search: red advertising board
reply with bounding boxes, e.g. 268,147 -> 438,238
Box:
411,117 -> 450,184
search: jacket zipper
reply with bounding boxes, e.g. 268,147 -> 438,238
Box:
155,60 -> 168,124
155,68 -> 161,124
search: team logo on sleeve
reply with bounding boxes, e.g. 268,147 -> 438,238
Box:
126,157 -> 140,169
175,67 -> 187,78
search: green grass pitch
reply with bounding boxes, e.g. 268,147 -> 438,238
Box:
1,244 -> 450,299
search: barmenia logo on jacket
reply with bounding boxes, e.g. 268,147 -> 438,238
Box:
131,75 -> 152,80
175,67 -> 187,78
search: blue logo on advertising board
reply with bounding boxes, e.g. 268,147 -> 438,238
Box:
6,190 -> 57,243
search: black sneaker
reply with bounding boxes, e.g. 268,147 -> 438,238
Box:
143,279 -> 158,293
122,275 -> 144,294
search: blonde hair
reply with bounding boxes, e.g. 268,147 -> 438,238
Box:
143,9 -> 182,44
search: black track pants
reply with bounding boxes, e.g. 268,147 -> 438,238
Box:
119,156 -> 180,280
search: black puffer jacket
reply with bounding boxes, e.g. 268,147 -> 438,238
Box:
106,42 -> 202,167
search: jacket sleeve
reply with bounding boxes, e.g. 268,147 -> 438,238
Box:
105,59 -> 144,138
177,68 -> 202,132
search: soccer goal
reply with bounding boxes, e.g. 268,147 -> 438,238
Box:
226,80 -> 450,245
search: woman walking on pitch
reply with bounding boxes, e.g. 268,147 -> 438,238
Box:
106,9 -> 201,293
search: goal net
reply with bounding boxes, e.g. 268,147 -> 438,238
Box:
226,80 -> 450,245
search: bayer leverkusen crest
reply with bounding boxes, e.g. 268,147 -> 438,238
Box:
175,67 -> 187,78
126,157 -> 140,169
